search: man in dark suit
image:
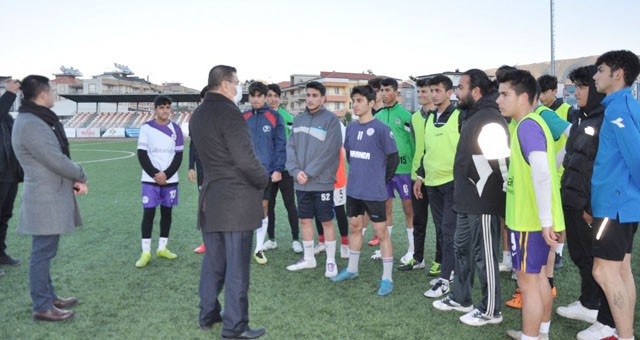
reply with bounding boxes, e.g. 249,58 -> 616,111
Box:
190,65 -> 268,340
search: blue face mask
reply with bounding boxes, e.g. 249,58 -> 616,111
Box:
233,84 -> 243,105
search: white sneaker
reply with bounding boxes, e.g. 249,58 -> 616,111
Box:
499,261 -> 512,272
324,261 -> 338,278
340,244 -> 349,259
429,278 -> 439,286
577,321 -> 616,340
556,301 -> 598,323
506,330 -> 549,340
292,240 -> 303,253
314,243 -> 326,254
400,251 -> 414,265
263,240 -> 278,250
459,309 -> 503,326
423,279 -> 449,298
432,296 -> 473,313
370,250 -> 381,260
286,257 -> 317,271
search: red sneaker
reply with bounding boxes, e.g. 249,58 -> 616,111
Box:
194,244 -> 205,253
367,235 -> 380,246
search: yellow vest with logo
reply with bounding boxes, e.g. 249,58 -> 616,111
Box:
505,113 -> 565,232
411,111 -> 427,181
423,109 -> 460,186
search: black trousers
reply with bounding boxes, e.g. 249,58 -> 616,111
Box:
267,171 -> 299,240
564,209 -> 603,309
0,181 -> 18,256
199,230 -> 253,337
412,182 -> 441,263
426,181 -> 456,280
450,213 -> 501,315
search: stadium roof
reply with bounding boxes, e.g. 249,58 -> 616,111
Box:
60,93 -> 200,103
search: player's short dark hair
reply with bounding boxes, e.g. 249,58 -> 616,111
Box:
568,66 -> 594,87
537,74 -> 558,93
367,77 -> 383,90
21,75 -> 50,102
495,65 -> 517,80
462,69 -> 497,96
596,50 -> 640,86
350,85 -> 376,102
154,95 -> 172,108
208,65 -> 237,89
498,69 -> 538,106
200,86 -> 209,99
381,77 -> 398,90
267,84 -> 281,97
416,78 -> 428,88
306,81 -> 326,96
427,75 -> 453,91
248,82 -> 268,96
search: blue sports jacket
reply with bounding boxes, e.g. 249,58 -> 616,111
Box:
591,88 -> 640,222
243,105 -> 286,175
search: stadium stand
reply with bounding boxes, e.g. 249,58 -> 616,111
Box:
64,111 -> 193,129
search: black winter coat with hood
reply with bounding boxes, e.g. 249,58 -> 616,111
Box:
560,65 -> 606,213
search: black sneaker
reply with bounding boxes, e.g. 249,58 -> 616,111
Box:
0,254 -> 20,266
554,254 -> 563,269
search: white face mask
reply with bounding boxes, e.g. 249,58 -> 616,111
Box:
233,84 -> 243,105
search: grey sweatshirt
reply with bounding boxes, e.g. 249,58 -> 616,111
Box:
286,106 -> 342,192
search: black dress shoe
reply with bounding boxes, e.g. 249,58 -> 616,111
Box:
33,307 -> 74,322
199,311 -> 223,330
53,297 -> 78,309
221,327 -> 266,339
0,254 -> 20,266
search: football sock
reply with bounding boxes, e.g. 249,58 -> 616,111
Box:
347,250 -> 360,273
341,235 -> 348,245
325,240 -> 336,262
303,240 -> 314,261
141,238 -> 151,252
503,251 -> 511,264
539,321 -> 550,333
555,243 -> 564,255
158,237 -> 168,251
406,227 -> 414,253
254,217 -> 268,253
382,257 -> 393,281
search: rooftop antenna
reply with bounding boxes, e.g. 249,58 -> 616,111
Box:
59,65 -> 82,77
114,63 -> 133,75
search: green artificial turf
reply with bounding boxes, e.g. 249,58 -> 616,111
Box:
0,140 -> 637,339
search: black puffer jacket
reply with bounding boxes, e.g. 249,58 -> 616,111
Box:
561,65 -> 605,213
0,91 -> 22,183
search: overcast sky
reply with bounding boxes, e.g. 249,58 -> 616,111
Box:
2,0 -> 639,89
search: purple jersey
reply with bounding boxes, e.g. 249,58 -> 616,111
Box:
517,119 -> 546,163
344,118 -> 398,201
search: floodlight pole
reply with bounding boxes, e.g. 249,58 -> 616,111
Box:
550,0 -> 556,76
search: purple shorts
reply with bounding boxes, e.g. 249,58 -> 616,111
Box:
142,183 -> 179,208
385,174 -> 412,200
509,229 -> 550,274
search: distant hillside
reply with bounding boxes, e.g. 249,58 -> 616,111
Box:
485,56 -> 598,82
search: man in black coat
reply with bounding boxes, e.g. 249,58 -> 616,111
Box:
0,79 -> 22,276
557,65 -> 610,336
190,65 -> 268,340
